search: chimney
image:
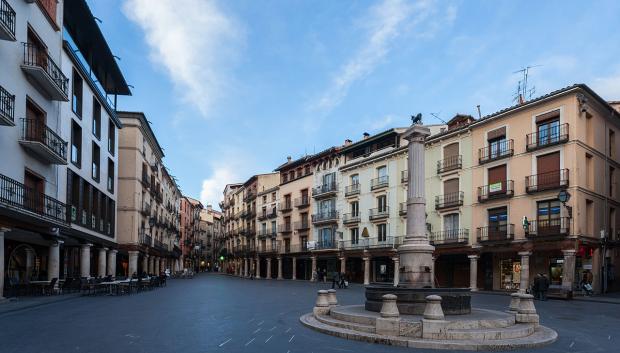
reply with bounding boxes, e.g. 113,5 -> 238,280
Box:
363,132 -> 370,139
207,204 -> 212,212
344,139 -> 352,146
286,156 -> 292,162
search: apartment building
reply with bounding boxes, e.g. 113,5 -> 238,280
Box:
219,183 -> 241,273
248,173 -> 279,278
180,196 -> 203,271
197,204 -> 222,271
1,0 -> 130,297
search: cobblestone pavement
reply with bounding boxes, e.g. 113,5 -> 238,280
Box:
0,273 -> 617,353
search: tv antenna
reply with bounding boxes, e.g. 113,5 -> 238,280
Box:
430,111 -> 447,124
512,65 -> 541,103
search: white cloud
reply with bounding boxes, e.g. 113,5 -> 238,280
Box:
592,72 -> 620,101
199,166 -> 239,210
369,115 -> 395,130
123,0 -> 243,118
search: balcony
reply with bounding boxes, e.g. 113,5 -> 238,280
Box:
294,220 -> 310,231
401,170 -> 408,183
479,139 -> 514,164
435,192 -> 464,210
525,169 -> 569,193
0,173 -> 68,224
141,172 -> 150,189
311,210 -> 339,224
430,229 -> 469,245
247,208 -> 256,219
312,182 -> 338,199
344,183 -> 360,197
342,212 -> 360,224
19,119 -> 67,164
526,123 -> 569,151
258,241 -> 280,254
279,201 -> 292,213
243,190 -> 257,202
154,239 -> 168,252
240,210 -> 248,218
0,84 -> 15,126
278,223 -> 292,234
139,232 -> 152,246
267,208 -> 277,219
399,202 -> 407,216
281,242 -> 310,254
21,43 -> 69,101
340,236 -> 402,250
257,229 -> 277,238
0,0 -> 15,41
437,155 -> 462,174
370,176 -> 389,191
294,196 -> 310,208
478,180 -> 514,202
368,207 -> 389,221
526,217 -> 570,239
312,237 -> 339,251
477,224 -> 515,243
141,202 -> 151,216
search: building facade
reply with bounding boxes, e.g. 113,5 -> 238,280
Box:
180,196 -> 203,271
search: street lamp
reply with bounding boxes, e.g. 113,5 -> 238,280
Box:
558,190 -> 572,218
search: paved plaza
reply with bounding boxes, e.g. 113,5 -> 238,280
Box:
0,274 -> 617,353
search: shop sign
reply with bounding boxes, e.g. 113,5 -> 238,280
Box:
489,182 -> 503,193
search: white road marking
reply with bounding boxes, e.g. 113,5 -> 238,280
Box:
245,338 -> 255,346
609,336 -> 611,340
289,335 -> 295,343
219,338 -> 231,347
257,320 -> 265,326
269,326 -> 277,331
253,328 -> 261,334
265,335 -> 273,343
569,341 -> 574,348
285,327 -> 292,333
248,318 -> 255,323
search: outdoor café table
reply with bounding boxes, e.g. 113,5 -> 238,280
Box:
29,280 -> 51,295
99,281 -> 119,295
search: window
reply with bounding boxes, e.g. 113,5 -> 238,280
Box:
71,120 -> 82,167
304,165 -> 311,175
586,153 -> 593,190
271,192 -> 276,202
537,119 -> 560,146
319,228 -> 333,247
322,172 -> 335,187
377,195 -> 387,212
537,200 -> 561,227
262,195 -> 267,204
377,224 -> 387,242
351,174 -> 359,185
92,142 -> 100,181
610,129 -> 616,158
271,221 -> 276,233
72,69 -> 82,117
92,98 -> 101,139
351,201 -> 359,216
377,166 -> 387,178
489,137 -> 508,159
610,167 -> 615,197
351,228 -> 359,245
107,158 -> 114,192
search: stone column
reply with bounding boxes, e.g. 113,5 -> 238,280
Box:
48,240 -> 62,281
562,249 -> 576,292
339,256 -> 346,274
431,256 -> 436,288
266,258 -> 272,279
107,250 -> 117,277
292,256 -> 297,280
519,251 -> 532,293
242,258 -> 246,277
155,257 -> 161,274
80,243 -> 92,278
98,248 -> 108,278
592,247 -> 602,294
148,256 -> 154,274
0,229 -> 7,299
128,251 -> 139,277
277,256 -> 283,280
25,247 -> 34,281
392,256 -> 400,287
311,256 -> 317,281
363,252 -> 371,285
400,124 -> 434,287
468,254 -> 479,291
255,256 -> 261,279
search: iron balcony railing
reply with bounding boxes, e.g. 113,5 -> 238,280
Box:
280,242 -> 309,254
294,196 -> 310,208
22,43 -> 68,97
20,118 -> 68,161
267,208 -> 277,218
478,180 -> 514,202
370,176 -> 389,190
342,212 -> 360,224
278,223 -> 292,233
312,182 -> 338,198
437,155 -> 462,174
526,217 -> 570,238
435,191 -> 464,210
369,207 -> 389,220
294,220 -> 310,230
257,229 -> 277,238
477,224 -> 515,242
0,0 -> 16,39
430,229 -> 469,245
258,241 -> 280,254
525,169 -> 569,193
344,183 -> 360,197
311,210 -> 339,223
243,190 -> 257,202
279,201 -> 292,212
399,202 -> 407,215
313,237 -> 338,250
154,238 -> 167,251
139,231 -> 152,246
526,123 -> 569,151
0,173 -> 68,223
0,84 -> 15,124
479,139 -> 514,164
401,170 -> 408,183
340,236 -> 402,250
141,202 -> 150,216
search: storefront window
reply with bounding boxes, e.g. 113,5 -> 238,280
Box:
500,259 -> 521,290
549,257 -> 564,285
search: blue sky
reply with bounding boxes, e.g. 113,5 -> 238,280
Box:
88,0 -> 620,208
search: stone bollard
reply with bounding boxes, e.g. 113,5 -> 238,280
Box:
515,293 -> 539,326
313,290 -> 331,317
327,289 -> 338,307
509,292 -> 521,312
376,294 -> 400,336
380,294 -> 399,318
423,295 -> 445,320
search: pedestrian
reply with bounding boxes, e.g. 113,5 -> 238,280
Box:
533,273 -> 541,300
581,272 -> 593,296
322,268 -> 327,283
339,272 -> 347,289
540,273 -> 549,301
332,271 -> 340,289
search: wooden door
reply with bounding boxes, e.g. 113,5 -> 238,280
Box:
25,101 -> 45,142
536,152 -> 560,189
24,171 -> 44,213
488,165 -> 507,194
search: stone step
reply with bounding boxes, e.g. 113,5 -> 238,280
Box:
444,315 -> 515,330
315,314 -> 376,334
445,323 -> 535,340
329,307 -> 376,326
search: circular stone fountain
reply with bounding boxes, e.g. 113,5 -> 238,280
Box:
365,285 -> 471,315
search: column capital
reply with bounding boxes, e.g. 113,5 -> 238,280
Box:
100,247 -> 109,252
468,254 -> 480,260
51,240 -> 64,246
128,250 -> 140,256
392,257 -> 399,262
81,243 -> 93,248
518,251 -> 532,257
0,227 -> 11,233
562,249 -> 577,256
110,249 -> 118,254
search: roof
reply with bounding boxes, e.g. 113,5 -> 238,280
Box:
63,0 -> 131,96
117,111 -> 165,158
339,128 -> 405,154
274,155 -> 313,171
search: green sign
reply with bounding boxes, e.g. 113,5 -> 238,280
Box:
219,256 -> 225,261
